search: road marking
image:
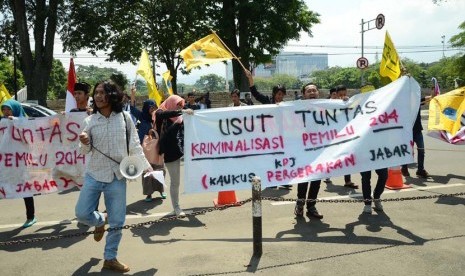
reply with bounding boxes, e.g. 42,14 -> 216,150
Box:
0,210 -> 193,230
270,183 -> 465,205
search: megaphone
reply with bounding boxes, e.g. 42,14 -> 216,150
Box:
120,156 -> 145,180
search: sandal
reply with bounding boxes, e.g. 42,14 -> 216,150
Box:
344,182 -> 359,189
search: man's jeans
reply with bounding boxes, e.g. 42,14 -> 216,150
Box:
75,174 -> 127,260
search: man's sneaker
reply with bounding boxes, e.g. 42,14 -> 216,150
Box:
175,207 -> 186,217
401,167 -> 410,177
94,216 -> 108,242
363,205 -> 372,214
294,205 -> 304,217
306,208 -> 323,219
22,217 -> 37,228
103,259 -> 130,273
160,192 -> 167,199
373,201 -> 383,212
416,169 -> 429,178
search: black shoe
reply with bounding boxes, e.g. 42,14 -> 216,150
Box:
401,167 -> 410,177
294,205 -> 304,217
306,208 -> 323,219
416,169 -> 429,178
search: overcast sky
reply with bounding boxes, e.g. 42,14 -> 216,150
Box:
55,0 -> 465,84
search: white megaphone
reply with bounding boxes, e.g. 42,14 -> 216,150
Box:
120,156 -> 145,180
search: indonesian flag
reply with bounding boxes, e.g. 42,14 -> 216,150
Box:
65,58 -> 77,112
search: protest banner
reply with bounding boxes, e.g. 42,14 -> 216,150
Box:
184,76 -> 421,193
0,113 -> 87,199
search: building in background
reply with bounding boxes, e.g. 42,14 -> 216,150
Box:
253,52 -> 328,79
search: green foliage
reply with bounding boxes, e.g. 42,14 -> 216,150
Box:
194,74 -> 226,92
47,59 -> 67,100
0,56 -> 25,93
253,74 -> 302,91
75,65 -> 128,89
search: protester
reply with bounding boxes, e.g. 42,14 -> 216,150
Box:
185,92 -> 200,110
401,90 -> 434,178
245,69 -> 286,104
123,90 -> 137,125
75,80 -> 152,273
154,95 -> 193,216
70,82 -> 92,114
1,99 -> 37,228
245,69 -> 290,189
242,92 -> 254,105
228,89 -> 247,107
294,83 -> 323,219
360,168 -> 388,214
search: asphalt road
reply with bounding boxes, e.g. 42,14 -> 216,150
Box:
1,119 -> 465,276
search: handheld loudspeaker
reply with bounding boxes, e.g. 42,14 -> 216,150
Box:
120,156 -> 145,180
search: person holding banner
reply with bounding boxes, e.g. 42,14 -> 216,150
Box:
154,95 -> 194,216
76,80 -> 152,273
294,83 -> 324,219
1,99 -> 37,228
360,168 -> 388,214
401,91 -> 434,178
245,69 -> 291,189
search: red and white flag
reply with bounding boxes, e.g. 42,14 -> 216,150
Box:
65,58 -> 77,112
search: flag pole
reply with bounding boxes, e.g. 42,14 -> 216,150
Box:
211,30 -> 248,71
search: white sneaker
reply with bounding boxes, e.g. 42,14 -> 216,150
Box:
174,208 -> 186,217
374,201 -> 383,212
363,205 -> 372,214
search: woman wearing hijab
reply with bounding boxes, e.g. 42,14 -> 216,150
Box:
1,99 -> 37,228
153,95 -> 193,216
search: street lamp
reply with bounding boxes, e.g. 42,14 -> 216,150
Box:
441,35 -> 445,58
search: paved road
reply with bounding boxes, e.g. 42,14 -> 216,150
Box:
1,122 -> 465,275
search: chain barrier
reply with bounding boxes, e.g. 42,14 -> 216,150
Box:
1,192 -> 464,247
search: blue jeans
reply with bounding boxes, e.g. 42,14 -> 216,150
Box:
75,174 -> 127,260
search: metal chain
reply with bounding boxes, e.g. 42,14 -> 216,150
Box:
1,192 -> 463,247
0,198 -> 252,246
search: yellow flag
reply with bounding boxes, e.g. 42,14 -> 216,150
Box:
136,49 -> 163,105
380,31 -> 401,82
428,86 -> 465,136
0,84 -> 12,116
162,70 -> 174,96
180,33 -> 233,71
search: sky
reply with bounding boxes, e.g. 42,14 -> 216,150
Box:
54,0 -> 465,85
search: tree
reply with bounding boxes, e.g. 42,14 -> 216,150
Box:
0,0 -> 62,106
450,21 -> 465,83
75,65 -> 127,89
217,0 -> 320,91
195,74 -> 226,92
59,0 -> 214,95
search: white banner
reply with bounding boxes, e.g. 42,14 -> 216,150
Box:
184,76 -> 421,193
0,113 -> 87,199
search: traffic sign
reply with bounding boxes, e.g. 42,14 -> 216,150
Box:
357,57 -> 369,69
376,14 -> 385,29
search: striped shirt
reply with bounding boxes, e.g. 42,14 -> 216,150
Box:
79,111 -> 150,183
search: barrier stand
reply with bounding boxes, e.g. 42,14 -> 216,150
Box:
251,176 -> 262,256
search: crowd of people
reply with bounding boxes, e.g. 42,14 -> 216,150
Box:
0,69 -> 433,272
